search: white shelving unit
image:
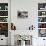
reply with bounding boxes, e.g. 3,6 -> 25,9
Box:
0,3 -> 8,37
0,2 -> 9,45
38,3 -> 46,37
0,0 -> 11,45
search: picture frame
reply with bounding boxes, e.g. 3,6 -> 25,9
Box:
17,11 -> 28,18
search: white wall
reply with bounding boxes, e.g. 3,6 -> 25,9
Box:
11,0 -> 46,30
11,0 -> 46,46
11,0 -> 38,45
11,0 -> 38,30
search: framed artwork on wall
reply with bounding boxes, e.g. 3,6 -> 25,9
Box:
17,11 -> 28,18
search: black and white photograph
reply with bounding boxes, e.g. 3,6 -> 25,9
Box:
17,11 -> 28,18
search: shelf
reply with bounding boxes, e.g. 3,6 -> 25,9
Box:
38,22 -> 46,23
38,16 -> 46,17
0,16 -> 8,17
38,28 -> 46,29
0,10 -> 8,11
38,10 -> 46,11
0,22 -> 8,23
38,3 -> 46,37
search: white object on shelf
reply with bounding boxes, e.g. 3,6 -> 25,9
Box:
40,29 -> 45,34
45,6 -> 46,10
21,40 -> 25,46
42,12 -> 45,15
45,6 -> 46,8
5,6 -> 8,10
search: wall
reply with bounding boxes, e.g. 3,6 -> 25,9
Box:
11,0 -> 46,30
11,0 -> 46,46
11,0 -> 38,30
